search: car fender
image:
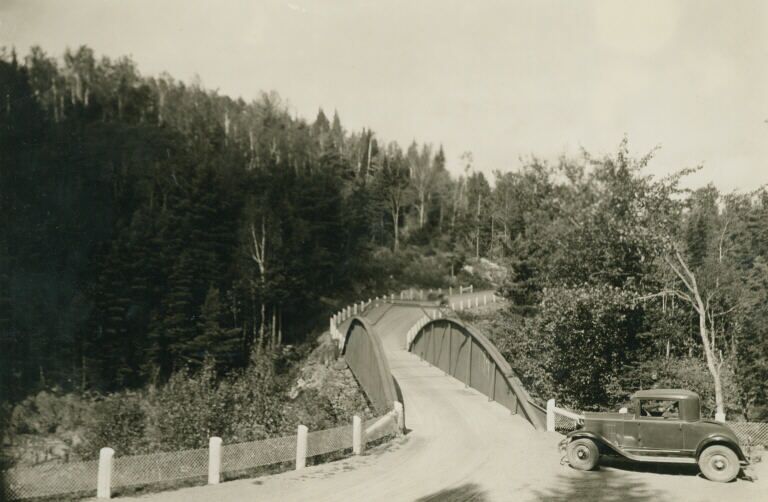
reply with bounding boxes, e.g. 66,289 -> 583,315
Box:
565,431 -> 629,458
696,434 -> 748,463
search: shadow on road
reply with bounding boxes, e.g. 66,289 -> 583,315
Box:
415,482 -> 489,502
600,456 -> 701,477
531,470 -> 663,502
600,457 -> 756,483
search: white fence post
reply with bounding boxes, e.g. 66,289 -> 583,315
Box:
352,415 -> 363,455
546,399 -> 556,432
394,401 -> 405,432
296,425 -> 308,470
97,447 -> 114,499
715,411 -> 726,422
449,286 -> 453,296
208,436 -> 222,485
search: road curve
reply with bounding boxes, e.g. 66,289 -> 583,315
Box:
120,305 -> 767,502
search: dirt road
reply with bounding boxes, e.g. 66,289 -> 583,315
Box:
121,305 -> 767,502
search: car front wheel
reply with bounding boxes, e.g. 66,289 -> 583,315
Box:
567,438 -> 599,471
698,445 -> 740,482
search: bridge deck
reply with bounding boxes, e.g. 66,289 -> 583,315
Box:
121,305 -> 767,502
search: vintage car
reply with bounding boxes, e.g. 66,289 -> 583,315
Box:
560,389 -> 750,482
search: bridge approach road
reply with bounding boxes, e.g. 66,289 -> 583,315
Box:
121,304 -> 767,502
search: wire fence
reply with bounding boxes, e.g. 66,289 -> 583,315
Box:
221,435 -> 297,475
306,424 -> 352,457
3,411 -> 399,501
553,410 -> 582,434
112,447 -> 209,489
4,459 -> 99,500
728,422 -> 768,449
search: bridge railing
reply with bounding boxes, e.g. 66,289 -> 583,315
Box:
329,285 -> 486,347
406,316 -> 547,430
341,317 -> 399,415
449,292 -> 500,312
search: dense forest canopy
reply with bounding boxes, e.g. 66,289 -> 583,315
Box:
0,45 -> 490,402
1,45 -> 767,423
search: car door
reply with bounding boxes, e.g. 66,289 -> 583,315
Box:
636,399 -> 684,451
619,415 -> 640,449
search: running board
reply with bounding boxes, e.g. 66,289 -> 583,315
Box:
618,452 -> 696,464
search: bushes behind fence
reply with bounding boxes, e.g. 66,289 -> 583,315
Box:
5,347 -> 373,468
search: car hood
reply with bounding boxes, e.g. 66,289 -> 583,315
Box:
584,412 -> 625,419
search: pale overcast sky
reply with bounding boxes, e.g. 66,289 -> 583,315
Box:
1,0 -> 766,190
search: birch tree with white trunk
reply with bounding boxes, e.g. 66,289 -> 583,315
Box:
646,248 -> 729,420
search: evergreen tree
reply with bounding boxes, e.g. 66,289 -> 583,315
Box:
192,286 -> 241,365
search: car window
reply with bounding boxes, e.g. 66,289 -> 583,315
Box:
639,399 -> 679,419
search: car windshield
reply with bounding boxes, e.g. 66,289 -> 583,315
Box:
639,399 -> 679,419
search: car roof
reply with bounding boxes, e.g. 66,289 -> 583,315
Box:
631,389 -> 699,400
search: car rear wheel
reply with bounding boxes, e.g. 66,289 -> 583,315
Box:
567,438 -> 599,471
698,445 -> 740,482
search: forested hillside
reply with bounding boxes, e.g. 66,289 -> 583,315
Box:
0,46 -> 485,404
2,44 -> 768,428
